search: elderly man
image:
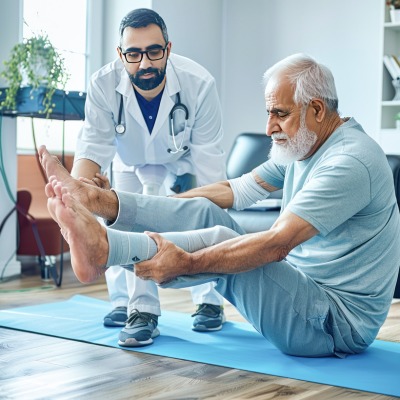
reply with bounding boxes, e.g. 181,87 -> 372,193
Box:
39,53 -> 400,357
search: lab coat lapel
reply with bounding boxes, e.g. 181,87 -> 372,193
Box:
149,59 -> 180,141
116,70 -> 148,132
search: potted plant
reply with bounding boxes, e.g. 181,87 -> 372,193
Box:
0,33 -> 69,117
387,0 -> 400,22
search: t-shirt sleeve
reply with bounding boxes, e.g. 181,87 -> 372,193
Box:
286,155 -> 371,236
254,160 -> 286,188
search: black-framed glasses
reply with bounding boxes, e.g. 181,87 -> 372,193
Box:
120,45 -> 168,64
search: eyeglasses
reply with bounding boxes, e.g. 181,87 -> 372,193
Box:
120,45 -> 168,64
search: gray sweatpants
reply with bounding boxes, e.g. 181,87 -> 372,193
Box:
106,191 -> 367,357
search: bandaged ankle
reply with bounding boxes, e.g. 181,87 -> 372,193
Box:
106,228 -> 158,269
228,172 -> 271,210
105,225 -> 240,272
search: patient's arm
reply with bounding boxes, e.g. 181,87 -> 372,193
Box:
173,171 -> 279,210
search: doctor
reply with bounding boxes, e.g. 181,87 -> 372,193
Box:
71,8 -> 226,347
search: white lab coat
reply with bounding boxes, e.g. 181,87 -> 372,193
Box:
75,53 -> 226,186
75,53 -> 226,314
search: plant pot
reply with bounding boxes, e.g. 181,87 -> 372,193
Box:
390,9 -> 400,23
19,57 -> 49,87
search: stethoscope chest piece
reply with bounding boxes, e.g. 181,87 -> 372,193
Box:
115,123 -> 125,135
115,124 -> 125,135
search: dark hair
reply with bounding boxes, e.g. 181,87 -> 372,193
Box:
119,8 -> 168,45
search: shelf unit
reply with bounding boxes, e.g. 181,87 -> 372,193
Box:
0,87 -> 85,285
381,22 -> 400,128
379,3 -> 400,153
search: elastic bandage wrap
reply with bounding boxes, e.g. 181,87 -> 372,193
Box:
228,172 -> 271,210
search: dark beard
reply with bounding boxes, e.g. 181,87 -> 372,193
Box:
129,67 -> 166,91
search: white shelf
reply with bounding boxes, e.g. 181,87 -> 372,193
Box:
384,22 -> 400,29
381,128 -> 400,133
382,101 -> 400,106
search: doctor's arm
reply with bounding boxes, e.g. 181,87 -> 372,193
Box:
72,73 -> 118,181
71,158 -> 101,180
187,79 -> 226,186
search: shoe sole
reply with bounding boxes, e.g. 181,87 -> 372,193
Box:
118,328 -> 160,347
192,314 -> 226,332
192,324 -> 223,332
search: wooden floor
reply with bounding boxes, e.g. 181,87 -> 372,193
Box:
1,260 -> 399,400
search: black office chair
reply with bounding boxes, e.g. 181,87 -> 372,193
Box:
226,133 -> 271,178
226,133 -> 281,233
386,155 -> 400,298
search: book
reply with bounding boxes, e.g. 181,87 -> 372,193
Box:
383,55 -> 400,79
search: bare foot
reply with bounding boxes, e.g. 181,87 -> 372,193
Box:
47,184 -> 109,283
39,145 -> 118,220
39,145 -> 93,208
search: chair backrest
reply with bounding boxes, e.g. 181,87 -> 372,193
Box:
226,133 -> 271,179
386,155 -> 400,209
387,155 -> 400,298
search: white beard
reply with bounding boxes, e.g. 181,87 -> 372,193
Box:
269,122 -> 317,166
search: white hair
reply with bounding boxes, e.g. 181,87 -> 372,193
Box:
263,53 -> 339,112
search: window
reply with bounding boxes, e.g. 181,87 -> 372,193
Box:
17,0 -> 88,153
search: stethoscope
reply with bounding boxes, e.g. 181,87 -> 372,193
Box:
115,92 -> 189,154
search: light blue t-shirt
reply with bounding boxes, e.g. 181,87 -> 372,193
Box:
254,118 -> 400,344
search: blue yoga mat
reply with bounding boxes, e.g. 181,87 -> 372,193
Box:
1,295 -> 399,397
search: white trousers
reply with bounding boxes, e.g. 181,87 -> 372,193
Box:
105,167 -> 224,315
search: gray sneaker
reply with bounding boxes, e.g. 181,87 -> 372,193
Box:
118,309 -> 160,347
103,306 -> 128,327
192,303 -> 226,332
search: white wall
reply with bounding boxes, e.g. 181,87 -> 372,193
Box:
265,0 -> 381,136
221,0 -> 382,153
221,0 -> 271,152
103,0 -> 152,65
101,0 -> 382,154
153,0 -> 223,93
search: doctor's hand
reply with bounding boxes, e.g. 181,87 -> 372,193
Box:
79,173 -> 111,190
170,173 -> 196,194
135,231 -> 193,284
